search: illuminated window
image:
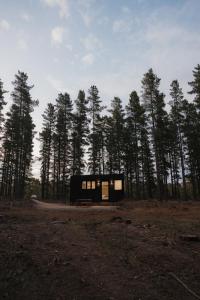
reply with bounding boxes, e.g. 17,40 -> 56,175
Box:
82,180 -> 96,190
114,180 -> 122,190
87,181 -> 91,189
82,181 -> 86,189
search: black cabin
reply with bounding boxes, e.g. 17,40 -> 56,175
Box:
70,174 -> 124,202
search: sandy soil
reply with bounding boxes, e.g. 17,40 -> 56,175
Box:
0,200 -> 200,300
33,199 -> 119,211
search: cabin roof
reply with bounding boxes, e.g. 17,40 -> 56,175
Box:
71,174 -> 124,180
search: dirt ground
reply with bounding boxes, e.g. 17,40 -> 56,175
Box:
0,200 -> 200,300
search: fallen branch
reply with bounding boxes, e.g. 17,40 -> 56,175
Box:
50,221 -> 67,225
169,272 -> 200,300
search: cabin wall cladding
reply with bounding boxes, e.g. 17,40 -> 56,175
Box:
70,174 -> 124,202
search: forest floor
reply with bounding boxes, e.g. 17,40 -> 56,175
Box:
0,200 -> 200,300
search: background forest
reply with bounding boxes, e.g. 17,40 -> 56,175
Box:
0,65 -> 200,202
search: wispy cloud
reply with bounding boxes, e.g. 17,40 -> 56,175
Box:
0,19 -> 10,31
47,75 -> 65,91
41,0 -> 69,19
81,33 -> 102,51
51,26 -> 65,45
77,0 -> 95,27
121,6 -> 131,14
47,75 -> 75,95
112,19 -> 132,33
65,44 -> 73,51
17,38 -> 28,50
21,13 -> 32,22
82,53 -> 94,65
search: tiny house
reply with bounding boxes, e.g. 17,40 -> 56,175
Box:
70,174 -> 124,203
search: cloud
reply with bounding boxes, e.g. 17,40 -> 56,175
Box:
81,34 -> 102,51
41,0 -> 69,19
53,57 -> 59,63
65,43 -> 73,51
145,22 -> 200,47
81,13 -> 91,27
121,6 -> 131,14
77,0 -> 94,27
112,19 -> 132,33
51,26 -> 64,45
78,69 -> 142,107
47,75 -> 64,91
47,75 -> 75,95
17,38 -> 28,50
0,19 -> 10,31
82,53 -> 94,65
139,20 -> 200,98
21,13 -> 32,22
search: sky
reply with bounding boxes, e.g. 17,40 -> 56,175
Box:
0,0 -> 200,177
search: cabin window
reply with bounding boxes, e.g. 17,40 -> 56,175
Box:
87,181 -> 91,189
82,181 -> 86,189
114,180 -> 122,190
82,180 -> 96,190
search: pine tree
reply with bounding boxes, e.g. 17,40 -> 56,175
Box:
87,85 -> 105,174
53,93 -> 73,200
188,64 -> 200,111
40,103 -> 55,200
141,69 -> 169,200
168,118 -> 180,199
124,91 -> 154,199
108,97 -> 125,173
140,113 -> 155,199
155,92 -> 170,198
181,100 -> 200,199
0,79 -> 7,183
125,92 -> 141,198
104,115 -> 115,173
169,80 -> 187,200
188,64 -> 200,198
0,79 -> 7,133
1,71 -> 38,200
71,90 -> 89,175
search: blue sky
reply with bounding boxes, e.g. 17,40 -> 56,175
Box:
0,0 -> 200,177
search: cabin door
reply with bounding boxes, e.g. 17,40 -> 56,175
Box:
102,181 -> 109,200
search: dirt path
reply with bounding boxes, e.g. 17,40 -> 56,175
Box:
33,199 -> 119,211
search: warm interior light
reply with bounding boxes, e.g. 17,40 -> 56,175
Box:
92,181 -> 96,189
87,181 -> 91,189
114,180 -> 122,190
82,181 -> 86,189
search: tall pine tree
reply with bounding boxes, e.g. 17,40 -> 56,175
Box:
124,91 -> 154,199
71,90 -> 89,175
141,69 -> 169,200
1,71 -> 38,200
40,103 -> 55,200
169,80 -> 187,200
87,85 -> 104,174
53,93 -> 73,200
108,97 -> 125,173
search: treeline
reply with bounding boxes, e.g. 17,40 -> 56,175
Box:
40,65 -> 200,201
0,65 -> 200,201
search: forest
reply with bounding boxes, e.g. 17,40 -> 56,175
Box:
0,65 -> 200,202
